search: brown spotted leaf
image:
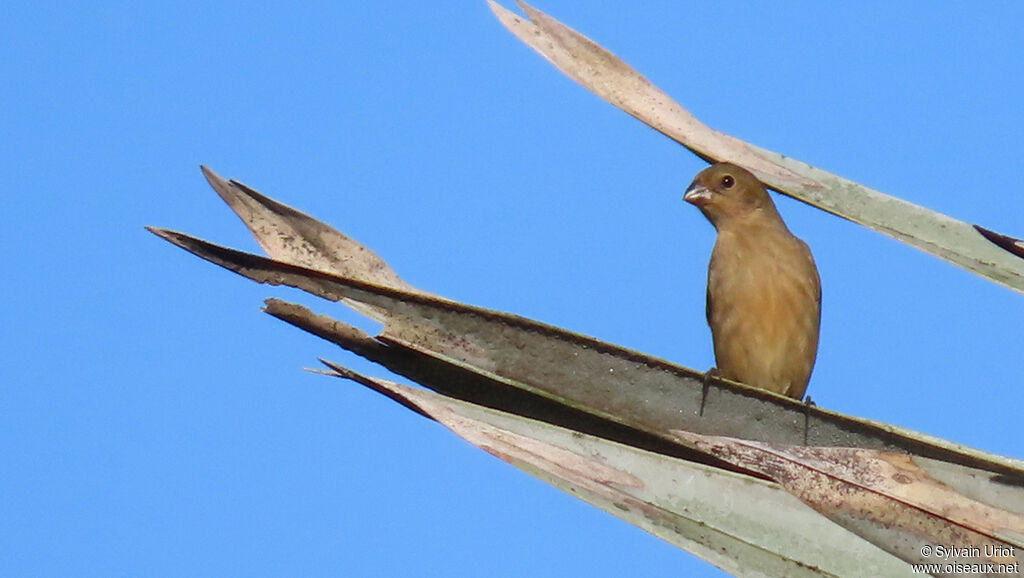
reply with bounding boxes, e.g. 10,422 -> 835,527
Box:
673,431 -> 1024,569
323,363 -> 914,577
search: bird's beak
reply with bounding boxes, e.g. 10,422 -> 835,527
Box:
684,184 -> 712,207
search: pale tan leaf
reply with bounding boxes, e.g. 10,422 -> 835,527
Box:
489,1 -> 1024,294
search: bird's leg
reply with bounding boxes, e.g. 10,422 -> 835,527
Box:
699,367 -> 720,417
802,395 -> 816,445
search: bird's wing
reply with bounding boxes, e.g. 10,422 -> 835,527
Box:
799,239 -> 823,309
705,270 -> 714,327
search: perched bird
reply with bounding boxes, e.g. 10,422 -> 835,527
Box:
684,163 -> 821,399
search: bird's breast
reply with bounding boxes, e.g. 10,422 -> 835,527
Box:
707,227 -> 820,398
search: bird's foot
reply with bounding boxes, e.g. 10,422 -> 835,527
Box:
699,367 -> 720,417
802,395 -> 815,445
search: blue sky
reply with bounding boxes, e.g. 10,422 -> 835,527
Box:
3,2 -> 1023,577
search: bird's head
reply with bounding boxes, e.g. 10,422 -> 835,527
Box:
684,163 -> 780,229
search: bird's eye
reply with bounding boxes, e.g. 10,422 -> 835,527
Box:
721,175 -> 735,189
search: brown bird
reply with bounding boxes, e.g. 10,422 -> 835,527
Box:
684,163 -> 821,399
